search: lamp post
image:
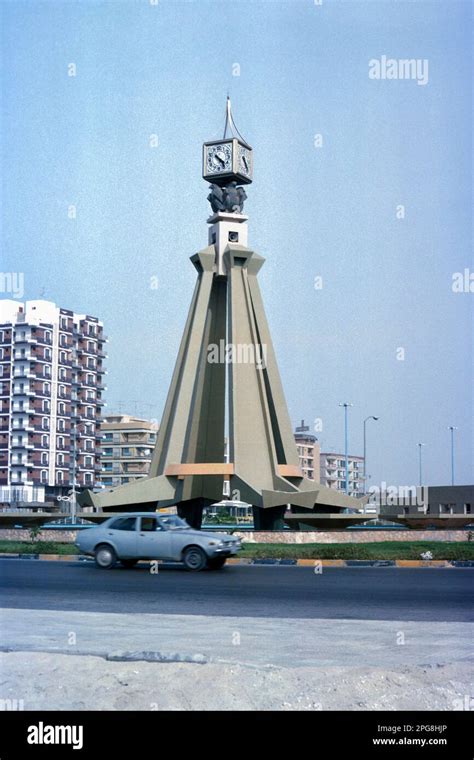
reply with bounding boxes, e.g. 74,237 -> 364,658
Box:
448,426 -> 458,486
363,416 -> 379,495
339,403 -> 353,494
417,443 -> 426,487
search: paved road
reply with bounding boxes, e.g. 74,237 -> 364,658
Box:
1,559 -> 472,621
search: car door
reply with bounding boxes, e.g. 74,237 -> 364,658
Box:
137,516 -> 172,559
104,516 -> 138,558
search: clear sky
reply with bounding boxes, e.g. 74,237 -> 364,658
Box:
2,0 -> 472,489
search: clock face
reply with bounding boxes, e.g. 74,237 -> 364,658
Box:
238,145 -> 252,178
206,143 -> 233,175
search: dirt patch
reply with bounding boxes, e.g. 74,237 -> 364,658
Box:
1,652 -> 471,711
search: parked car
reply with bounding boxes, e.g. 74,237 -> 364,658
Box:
75,512 -> 241,571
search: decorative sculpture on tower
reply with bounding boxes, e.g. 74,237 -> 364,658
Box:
80,98 -> 362,529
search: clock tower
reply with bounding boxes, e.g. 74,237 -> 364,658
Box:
80,99 -> 363,529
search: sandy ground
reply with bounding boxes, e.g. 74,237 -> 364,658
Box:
1,652 -> 471,711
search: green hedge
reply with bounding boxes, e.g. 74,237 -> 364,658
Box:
0,539 -> 472,560
0,541 -> 80,555
239,541 -> 474,560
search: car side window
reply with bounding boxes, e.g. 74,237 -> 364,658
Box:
140,517 -> 162,532
110,517 -> 137,532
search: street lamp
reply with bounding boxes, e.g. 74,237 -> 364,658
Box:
363,416 -> 379,495
417,443 -> 426,487
448,426 -> 458,486
339,403 -> 353,494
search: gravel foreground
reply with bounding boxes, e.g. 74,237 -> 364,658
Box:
1,652 -> 471,711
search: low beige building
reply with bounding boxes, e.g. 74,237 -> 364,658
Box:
100,415 -> 157,488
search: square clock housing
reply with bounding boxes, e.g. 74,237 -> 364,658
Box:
203,138 -> 253,185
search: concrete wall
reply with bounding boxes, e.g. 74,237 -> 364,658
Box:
0,528 -> 470,544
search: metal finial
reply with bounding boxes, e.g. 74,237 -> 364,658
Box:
223,97 -> 250,147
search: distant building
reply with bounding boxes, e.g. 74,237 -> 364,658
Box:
377,485 -> 473,517
0,299 -> 106,504
294,420 -> 320,482
100,414 -> 157,487
319,451 -> 364,497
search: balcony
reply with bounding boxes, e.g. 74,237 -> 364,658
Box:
12,405 -> 35,415
10,440 -> 29,449
13,387 -> 35,397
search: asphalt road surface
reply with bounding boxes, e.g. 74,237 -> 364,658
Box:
1,559 -> 472,622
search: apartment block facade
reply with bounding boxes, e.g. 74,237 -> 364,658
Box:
319,451 -> 364,497
294,421 -> 321,482
0,300 -> 106,500
101,414 -> 157,488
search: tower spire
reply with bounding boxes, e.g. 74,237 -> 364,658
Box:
223,96 -> 250,147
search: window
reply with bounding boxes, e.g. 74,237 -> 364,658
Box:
110,517 -> 137,532
86,374 -> 94,385
44,347 -> 52,360
84,439 -> 93,451
84,472 -> 93,485
42,399 -> 50,413
84,455 -> 93,467
41,452 -> 48,465
58,401 -> 66,415
87,357 -> 96,369
41,418 -> 49,430
60,351 -> 67,363
41,434 -> 49,447
43,365 -> 51,378
45,331 -> 52,343
59,333 -> 67,346
56,471 -> 64,484
40,470 -> 48,484
140,517 -> 162,532
59,369 -> 66,381
57,419 -> 65,432
57,453 -> 64,465
43,382 -> 50,395
60,317 -> 68,329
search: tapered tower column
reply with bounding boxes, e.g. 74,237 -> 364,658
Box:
78,99 -> 364,527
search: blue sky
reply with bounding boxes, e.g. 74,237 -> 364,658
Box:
2,0 -> 472,488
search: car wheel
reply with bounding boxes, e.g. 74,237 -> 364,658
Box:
94,544 -> 117,569
121,559 -> 138,569
207,557 -> 227,570
182,546 -> 207,572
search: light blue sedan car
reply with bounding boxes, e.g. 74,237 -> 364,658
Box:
75,512 -> 241,571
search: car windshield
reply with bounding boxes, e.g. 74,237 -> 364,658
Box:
158,515 -> 189,530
